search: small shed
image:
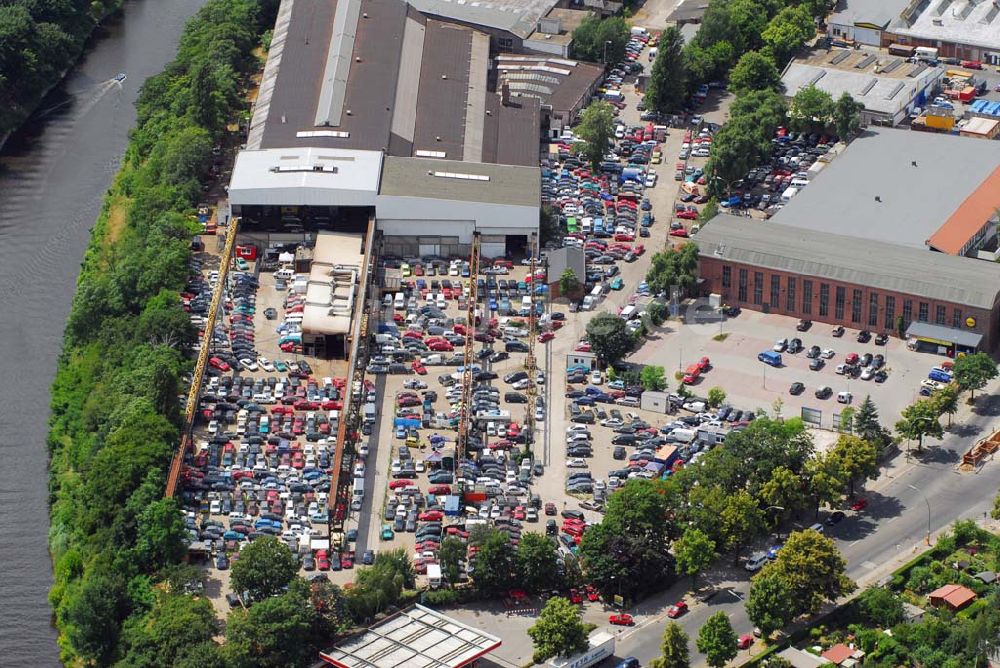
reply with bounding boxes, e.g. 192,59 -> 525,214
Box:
821,643 -> 865,666
546,246 -> 586,299
902,602 -> 926,623
641,390 -> 670,413
928,583 -> 977,611
444,495 -> 461,516
566,350 -> 596,370
960,117 -> 1000,139
974,571 -> 997,585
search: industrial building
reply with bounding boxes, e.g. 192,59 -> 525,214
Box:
886,0 -> 1000,65
827,0 -> 911,46
227,0 -> 605,258
695,130 -> 1000,353
319,605 -> 502,668
780,49 -> 943,126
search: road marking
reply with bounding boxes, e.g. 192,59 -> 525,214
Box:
861,560 -> 877,570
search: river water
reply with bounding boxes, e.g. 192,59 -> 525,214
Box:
0,0 -> 205,663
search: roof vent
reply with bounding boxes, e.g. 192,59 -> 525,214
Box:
436,136 -> 441,141
281,114 -> 287,124
442,74 -> 448,79
355,56 -> 362,62
363,12 -> 368,17
346,109 -> 352,115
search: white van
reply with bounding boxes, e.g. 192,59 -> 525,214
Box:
582,296 -> 595,311
590,285 -> 603,299
274,268 -> 294,281
790,177 -> 809,188
394,292 -> 405,309
619,305 -> 637,321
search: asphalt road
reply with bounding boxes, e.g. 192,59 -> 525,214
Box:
613,386 -> 1000,667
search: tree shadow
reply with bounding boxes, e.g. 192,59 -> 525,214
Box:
971,394 -> 1000,417
912,446 -> 961,465
947,422 -> 984,439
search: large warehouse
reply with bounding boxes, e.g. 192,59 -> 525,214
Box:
695,130 -> 1000,353
226,0 -> 582,258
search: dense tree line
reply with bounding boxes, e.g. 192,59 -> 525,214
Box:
46,0 -> 277,664
0,0 -> 127,138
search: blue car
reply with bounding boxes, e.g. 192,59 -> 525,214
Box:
767,544 -> 782,560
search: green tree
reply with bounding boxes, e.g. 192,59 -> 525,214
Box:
858,586 -> 905,628
575,101 -> 615,170
645,26 -> 687,113
953,351 -> 998,400
697,611 -> 739,667
230,536 -> 300,602
833,91 -> 863,139
707,387 -> 727,408
698,197 -> 720,224
729,88 -> 788,136
805,452 -> 844,517
768,529 -> 855,615
225,579 -> 318,668
761,5 -> 815,65
853,395 -> 887,446
517,532 -> 561,593
729,50 -> 781,94
641,365 -> 668,391
720,489 -> 766,558
932,384 -> 959,427
133,498 -> 188,569
471,529 -> 515,595
707,116 -> 770,197
674,527 -> 716,587
438,536 -> 466,586
527,596 -> 590,662
895,399 -> 944,453
747,567 -> 795,638
828,434 -> 879,497
586,312 -> 633,364
788,84 -> 834,134
647,301 -> 668,326
559,268 -> 580,297
991,490 -> 1000,520
571,15 -> 628,64
64,569 -> 128,664
646,243 -> 700,298
650,622 -> 691,668
118,593 -> 220,667
539,204 -> 562,246
759,465 -> 808,520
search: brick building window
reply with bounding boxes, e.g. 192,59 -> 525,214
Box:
770,274 -> 780,308
722,265 -> 731,288
851,289 -> 862,323
835,286 -> 845,319
738,268 -> 748,302
885,296 -> 895,330
868,292 -> 879,328
935,305 -> 946,325
753,272 -> 764,305
918,302 -> 929,322
786,277 -> 797,313
802,280 -> 813,315
952,308 -> 962,329
819,283 -> 829,317
903,300 -> 913,326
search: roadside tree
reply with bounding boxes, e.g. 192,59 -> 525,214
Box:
697,611 -> 739,668
645,27 -> 687,113
728,88 -> 788,137
224,579 -> 318,668
833,91 -> 864,140
517,532 -> 561,593
759,465 -> 808,520
527,596 -> 590,663
788,85 -> 834,134
747,568 -> 795,639
720,489 -> 766,559
673,527 -> 716,587
470,529 -> 515,595
230,536 -> 299,602
698,197 -> 720,224
828,434 -> 879,497
932,384 -> 959,427
707,387 -> 727,408
804,452 -> 844,517
586,313 -> 633,364
641,365 -> 668,391
650,622 -> 691,668
992,490 -> 1000,520
437,536 -> 466,586
575,101 -> 615,170
953,351 -> 998,400
858,586 -> 905,628
895,399 -> 943,452
768,529 -> 855,615
571,16 -> 628,64
647,301 -> 668,326
853,395 -> 890,449
761,5 -> 814,65
728,50 -> 780,94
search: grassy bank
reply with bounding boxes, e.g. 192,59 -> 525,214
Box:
44,0 -> 275,663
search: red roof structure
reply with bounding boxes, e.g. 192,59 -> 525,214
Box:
821,643 -> 855,665
927,583 -> 977,611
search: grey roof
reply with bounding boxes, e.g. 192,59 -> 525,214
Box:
694,215 -> 1000,310
780,60 -> 941,117
496,55 -> 604,118
666,0 -> 710,23
379,156 -> 540,206
892,0 -> 1000,52
319,605 -> 501,668
547,246 -> 586,282
250,0 -> 537,166
905,322 -> 982,348
408,0 -> 560,39
771,129 -> 1000,250
829,0 -> 909,28
974,571 -> 997,584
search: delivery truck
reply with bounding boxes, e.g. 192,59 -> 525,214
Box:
547,632 -> 615,668
426,563 -> 442,589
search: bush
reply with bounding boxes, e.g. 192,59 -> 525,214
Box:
422,589 -> 460,606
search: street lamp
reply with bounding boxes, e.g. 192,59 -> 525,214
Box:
908,484 -> 932,546
602,40 -> 612,66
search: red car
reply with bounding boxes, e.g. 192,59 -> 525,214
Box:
697,356 -> 711,371
575,342 -> 592,352
667,601 -> 688,618
569,588 -> 583,604
419,510 -> 444,522
614,232 -> 635,242
539,331 -> 555,343
737,634 -> 753,650
411,361 -> 427,375
341,554 -> 354,569
428,484 -> 451,495
316,550 -> 330,571
609,613 -> 634,626
669,228 -> 690,238
585,585 -> 599,602
389,480 -> 412,490
428,341 -> 454,352
208,356 -> 231,371
677,210 -> 698,220
850,498 -> 869,511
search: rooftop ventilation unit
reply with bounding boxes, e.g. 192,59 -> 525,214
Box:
855,54 -> 877,69
807,70 -> 827,86
830,50 -> 851,65
415,150 -> 447,158
296,130 -> 350,138
859,78 -> 878,96
982,3 -> 1000,22
432,171 -> 490,181
884,82 -> 906,99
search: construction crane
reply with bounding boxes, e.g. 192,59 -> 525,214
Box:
457,233 -> 481,457
166,216 -> 240,498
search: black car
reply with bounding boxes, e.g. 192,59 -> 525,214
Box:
826,511 -> 846,525
264,307 -> 278,320
796,319 -> 812,331
806,345 -> 821,359
362,550 -> 375,565
561,509 -> 584,520
815,386 -> 833,399
874,370 -> 888,383
857,330 -> 872,343
787,338 -> 802,353
809,358 -> 824,371
832,326 -> 845,337
789,382 -> 805,395
874,333 -> 889,345
613,446 -> 626,459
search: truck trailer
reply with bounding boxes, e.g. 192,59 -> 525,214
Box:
547,632 -> 615,668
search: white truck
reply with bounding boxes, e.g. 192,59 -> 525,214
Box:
547,631 -> 615,668
426,563 -> 442,589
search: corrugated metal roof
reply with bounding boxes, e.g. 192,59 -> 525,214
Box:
694,215 -> 1000,310
927,164 -> 1000,255
379,156 -> 540,206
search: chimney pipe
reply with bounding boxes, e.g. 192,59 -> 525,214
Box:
500,81 -> 510,106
